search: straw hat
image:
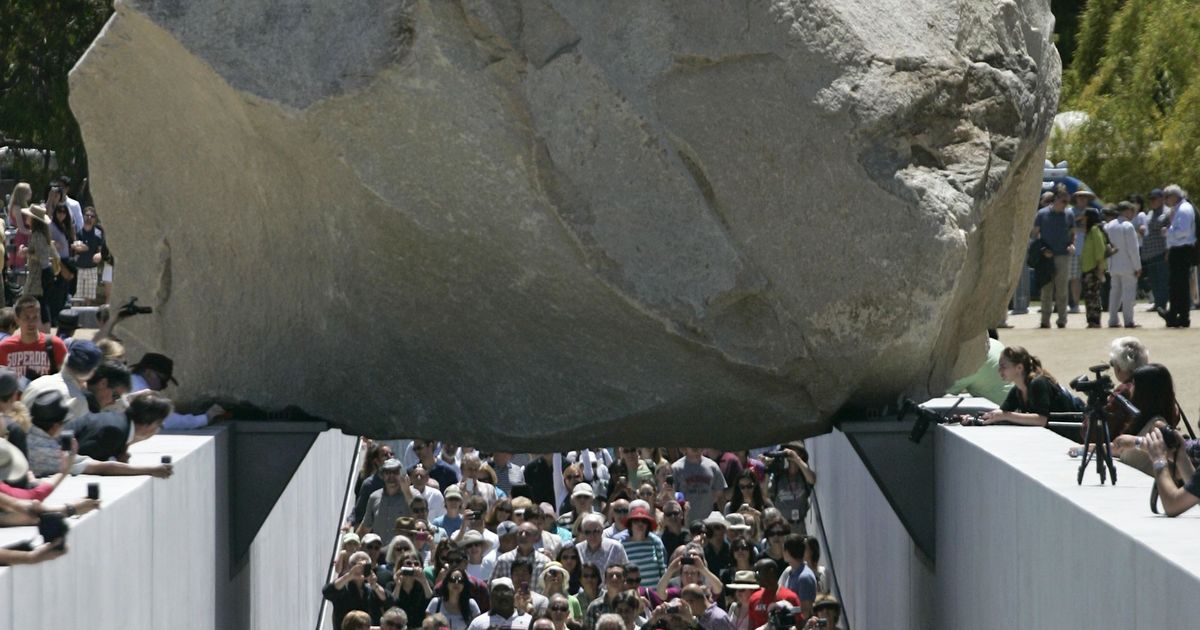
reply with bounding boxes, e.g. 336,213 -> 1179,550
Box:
21,204 -> 50,225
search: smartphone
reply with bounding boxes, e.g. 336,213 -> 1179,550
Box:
681,556 -> 695,566
520,581 -> 530,594
816,620 -> 828,628
58,430 -> 74,451
161,455 -> 173,464
87,482 -> 100,501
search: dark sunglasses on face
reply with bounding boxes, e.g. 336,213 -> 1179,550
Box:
613,508 -> 629,514
550,605 -> 570,612
449,576 -> 466,584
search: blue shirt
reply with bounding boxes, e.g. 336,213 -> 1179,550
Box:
784,563 -> 817,602
432,513 -> 463,533
1034,206 -> 1076,254
1167,200 -> 1197,248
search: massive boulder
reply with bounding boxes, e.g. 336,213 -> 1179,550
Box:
69,0 -> 1059,448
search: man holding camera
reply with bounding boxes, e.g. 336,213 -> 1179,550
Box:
322,550 -> 394,628
128,352 -> 226,430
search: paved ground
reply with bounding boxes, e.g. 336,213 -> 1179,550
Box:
1001,301 -> 1200,427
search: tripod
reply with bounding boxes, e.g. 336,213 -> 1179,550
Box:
1062,365 -> 1140,486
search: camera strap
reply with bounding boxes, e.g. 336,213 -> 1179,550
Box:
1175,399 -> 1197,439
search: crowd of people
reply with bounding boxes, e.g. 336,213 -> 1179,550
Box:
0,178 -> 225,566
1018,183 -> 1196,328
4,178 -> 111,326
949,333 -> 1200,518
325,445 -> 844,630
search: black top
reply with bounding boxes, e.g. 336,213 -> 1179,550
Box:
68,411 -> 132,461
999,376 -> 1076,419
322,580 -> 394,627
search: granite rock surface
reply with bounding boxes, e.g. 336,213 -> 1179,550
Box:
69,0 -> 1059,448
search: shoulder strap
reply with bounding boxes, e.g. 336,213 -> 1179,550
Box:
44,335 -> 57,373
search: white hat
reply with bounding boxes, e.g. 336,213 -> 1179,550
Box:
461,529 -> 485,545
490,577 -> 515,591
703,511 -> 728,528
0,440 -> 29,484
571,482 -> 594,499
724,513 -> 751,531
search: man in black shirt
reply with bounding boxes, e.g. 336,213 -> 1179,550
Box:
322,551 -> 394,627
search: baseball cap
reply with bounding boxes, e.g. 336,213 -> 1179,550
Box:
571,482 -> 594,499
496,521 -> 519,536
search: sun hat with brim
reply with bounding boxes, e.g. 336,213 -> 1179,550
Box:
1073,189 -> 1097,198
542,561 -> 569,579
626,507 -> 657,531
0,440 -> 27,482
727,570 -> 759,590
0,440 -> 29,483
724,513 -> 751,531
21,204 -> 50,225
703,512 -> 728,528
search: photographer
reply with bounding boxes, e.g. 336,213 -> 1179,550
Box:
1144,426 -> 1200,517
974,347 -> 1076,428
800,595 -> 840,630
323,550 -> 394,628
764,444 -> 815,536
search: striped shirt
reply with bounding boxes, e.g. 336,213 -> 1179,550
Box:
616,532 -> 667,587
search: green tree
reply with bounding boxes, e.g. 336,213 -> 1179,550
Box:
1058,0 -> 1200,200
0,0 -> 113,196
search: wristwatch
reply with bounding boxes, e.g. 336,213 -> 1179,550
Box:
1153,459 -> 1169,474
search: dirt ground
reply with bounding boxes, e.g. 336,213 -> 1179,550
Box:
1001,301 -> 1200,427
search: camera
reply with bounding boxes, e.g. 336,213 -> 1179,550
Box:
38,512 -> 69,550
118,296 -> 153,317
768,605 -> 802,629
87,483 -> 100,501
953,414 -> 985,427
1160,425 -> 1183,451
763,450 -> 790,476
400,566 -> 415,576
680,556 -> 695,566
1069,364 -> 1114,399
58,430 -> 74,452
815,620 -> 828,628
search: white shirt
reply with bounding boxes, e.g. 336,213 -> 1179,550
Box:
467,610 -> 530,630
1166,200 -> 1197,248
420,485 -> 446,520
1105,218 -> 1141,275
468,555 -> 496,582
64,196 -> 83,236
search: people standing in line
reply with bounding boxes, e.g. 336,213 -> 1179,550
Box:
1156,184 -> 1196,328
1032,185 -> 1075,328
1138,189 -> 1171,312
1079,208 -> 1107,328
1105,201 -> 1142,328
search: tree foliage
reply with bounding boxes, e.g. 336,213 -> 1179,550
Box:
0,0 -> 113,195
1057,0 -> 1200,200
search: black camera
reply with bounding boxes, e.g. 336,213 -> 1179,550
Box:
763,450 -> 790,476
118,296 -> 153,317
680,556 -> 695,566
38,512 -> 69,550
768,605 -> 802,629
1160,425 -> 1183,451
400,566 -> 415,576
58,430 -> 74,452
1069,364 -> 1115,399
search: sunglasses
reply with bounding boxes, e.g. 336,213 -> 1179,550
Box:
767,531 -> 788,537
449,576 -> 466,584
664,511 -> 681,517
550,605 -> 570,612
613,508 -> 629,514
583,529 -> 603,535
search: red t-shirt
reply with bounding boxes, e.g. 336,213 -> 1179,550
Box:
748,587 -> 802,629
0,333 -> 68,378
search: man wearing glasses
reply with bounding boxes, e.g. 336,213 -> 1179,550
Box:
492,522 -> 551,588
658,500 -> 688,558
359,458 -> 415,537
322,550 -> 394,628
602,498 -> 630,539
411,439 -> 460,490
575,513 -> 628,575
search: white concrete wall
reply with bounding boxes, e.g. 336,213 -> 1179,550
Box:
810,424 -> 1200,630
0,433 -> 218,630
807,429 -> 935,629
242,428 -> 356,630
0,427 -> 354,630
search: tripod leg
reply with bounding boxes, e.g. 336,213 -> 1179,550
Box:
1078,415 -> 1093,485
1101,416 -> 1117,485
1096,419 -> 1107,485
